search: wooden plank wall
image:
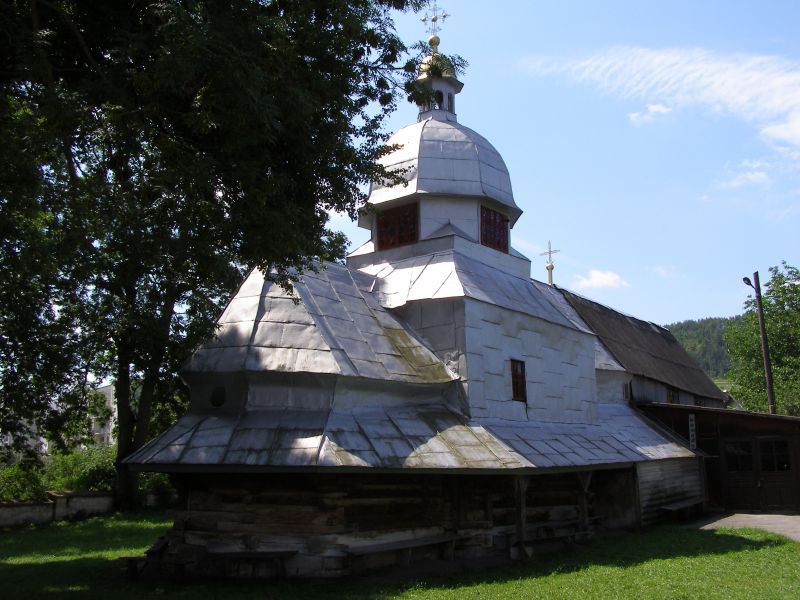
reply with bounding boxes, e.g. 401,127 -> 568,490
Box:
636,458 -> 703,525
152,471 -> 603,578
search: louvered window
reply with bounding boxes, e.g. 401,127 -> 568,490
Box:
377,203 -> 418,250
511,359 -> 527,402
480,206 -> 509,253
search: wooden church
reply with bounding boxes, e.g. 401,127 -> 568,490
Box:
126,33 -> 718,579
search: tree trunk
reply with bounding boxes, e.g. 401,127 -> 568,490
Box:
133,293 -> 178,450
114,334 -> 138,509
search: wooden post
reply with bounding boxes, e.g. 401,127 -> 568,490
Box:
514,475 -> 530,558
577,471 -> 593,531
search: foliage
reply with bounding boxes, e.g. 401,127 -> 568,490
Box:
1,517 -> 799,599
0,0 -> 431,502
725,263 -> 800,415
0,463 -> 47,503
666,316 -> 741,378
41,446 -> 117,493
137,471 -> 174,503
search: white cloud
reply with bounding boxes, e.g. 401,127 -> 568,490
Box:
628,103 -> 672,126
523,47 -> 800,147
653,265 -> 677,279
717,170 -> 770,189
573,270 -> 630,290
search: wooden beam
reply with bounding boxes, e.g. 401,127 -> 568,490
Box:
514,475 -> 530,558
576,471 -> 592,531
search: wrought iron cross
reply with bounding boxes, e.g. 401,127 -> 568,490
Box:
540,240 -> 560,264
420,1 -> 449,37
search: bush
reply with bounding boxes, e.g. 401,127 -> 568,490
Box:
0,464 -> 47,503
42,446 -> 117,493
138,471 -> 174,504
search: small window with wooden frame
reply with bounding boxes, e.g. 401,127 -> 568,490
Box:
511,359 -> 527,402
376,203 -> 418,250
480,205 -> 509,253
666,386 -> 679,404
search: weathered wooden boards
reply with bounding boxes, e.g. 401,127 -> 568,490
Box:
143,470 -> 615,578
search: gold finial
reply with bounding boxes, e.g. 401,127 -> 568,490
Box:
421,1 -> 449,39
539,240 -> 561,287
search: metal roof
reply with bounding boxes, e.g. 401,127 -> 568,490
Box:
531,281 -> 626,372
184,262 -> 454,384
561,289 -> 726,401
126,401 -> 693,471
368,116 -> 521,223
359,251 -> 579,331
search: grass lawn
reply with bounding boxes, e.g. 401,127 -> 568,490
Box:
2,513 -> 799,599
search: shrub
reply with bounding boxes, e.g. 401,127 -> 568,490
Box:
42,446 -> 117,493
138,471 -> 175,504
0,464 -> 47,503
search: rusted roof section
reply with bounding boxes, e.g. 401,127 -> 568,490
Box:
125,401 -> 692,471
183,262 -> 454,384
560,289 -> 726,401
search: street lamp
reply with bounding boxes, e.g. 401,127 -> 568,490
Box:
743,272 -> 776,414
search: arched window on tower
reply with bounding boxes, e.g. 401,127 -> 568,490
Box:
447,93 -> 455,113
434,90 -> 444,110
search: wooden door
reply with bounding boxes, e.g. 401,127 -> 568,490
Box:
722,437 -> 796,511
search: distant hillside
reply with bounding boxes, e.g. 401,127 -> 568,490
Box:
665,316 -> 742,378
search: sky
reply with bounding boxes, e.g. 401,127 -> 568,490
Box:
327,0 -> 799,326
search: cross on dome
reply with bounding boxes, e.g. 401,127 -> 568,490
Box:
420,1 -> 449,38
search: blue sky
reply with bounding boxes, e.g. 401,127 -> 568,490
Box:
328,1 -> 799,326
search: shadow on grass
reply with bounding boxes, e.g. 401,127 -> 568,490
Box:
1,522 -> 795,600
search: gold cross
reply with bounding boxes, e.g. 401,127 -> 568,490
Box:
420,1 -> 449,37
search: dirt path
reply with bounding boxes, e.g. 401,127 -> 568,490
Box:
693,513 -> 800,542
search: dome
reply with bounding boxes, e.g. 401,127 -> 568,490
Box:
368,117 -> 521,223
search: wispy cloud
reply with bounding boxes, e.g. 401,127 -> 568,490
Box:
717,170 -> 770,189
629,103 -> 672,126
653,265 -> 677,279
523,47 -> 800,147
573,270 -> 630,290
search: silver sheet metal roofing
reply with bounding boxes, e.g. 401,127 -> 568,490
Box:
561,289 -> 726,401
532,281 -> 625,372
125,400 -> 692,471
360,251 -> 579,331
368,117 -> 521,222
184,262 -> 454,384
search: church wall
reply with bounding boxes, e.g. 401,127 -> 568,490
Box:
596,369 -> 632,405
419,196 -> 479,241
147,470 -> 611,579
392,298 -> 467,379
462,299 -> 596,422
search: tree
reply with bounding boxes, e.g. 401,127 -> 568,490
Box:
666,316 -> 741,379
1,0 -> 426,504
725,263 -> 800,415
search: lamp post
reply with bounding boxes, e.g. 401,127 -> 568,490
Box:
743,271 -> 776,414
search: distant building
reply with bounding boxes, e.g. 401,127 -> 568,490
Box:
127,35 -> 717,578
90,384 -> 117,446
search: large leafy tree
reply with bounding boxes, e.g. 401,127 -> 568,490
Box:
725,263 -> 800,415
0,0 -> 424,503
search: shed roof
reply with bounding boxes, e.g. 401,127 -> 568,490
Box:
560,289 -> 725,401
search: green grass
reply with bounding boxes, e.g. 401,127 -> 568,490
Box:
2,513 -> 799,599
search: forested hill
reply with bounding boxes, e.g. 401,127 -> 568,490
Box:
665,316 -> 742,378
